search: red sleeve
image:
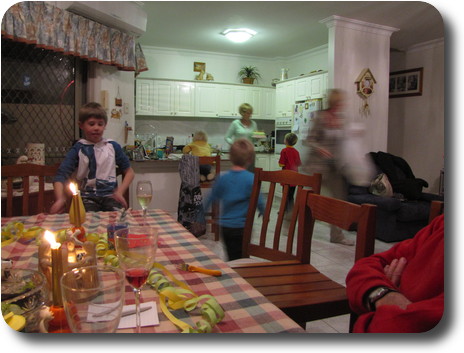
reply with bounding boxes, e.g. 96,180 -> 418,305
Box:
278,149 -> 287,167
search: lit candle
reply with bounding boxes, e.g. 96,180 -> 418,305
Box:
69,182 -> 86,242
44,230 -> 64,306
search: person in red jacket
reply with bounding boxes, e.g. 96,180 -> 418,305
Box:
346,214 -> 444,333
278,132 -> 301,214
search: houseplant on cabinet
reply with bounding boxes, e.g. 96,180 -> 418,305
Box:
238,66 -> 261,84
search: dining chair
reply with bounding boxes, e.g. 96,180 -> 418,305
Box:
199,155 -> 221,241
232,184 -> 376,330
2,163 -> 60,217
428,200 -> 444,223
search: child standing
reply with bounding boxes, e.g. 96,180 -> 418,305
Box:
278,132 -> 301,213
182,130 -> 214,181
204,138 -> 264,261
50,102 -> 134,213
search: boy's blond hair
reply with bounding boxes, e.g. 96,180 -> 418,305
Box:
193,130 -> 208,142
79,102 -> 108,124
284,132 -> 298,146
230,138 -> 254,167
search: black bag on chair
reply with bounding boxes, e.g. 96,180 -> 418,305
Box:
177,155 -> 206,237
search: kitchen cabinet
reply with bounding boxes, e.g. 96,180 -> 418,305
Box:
217,84 -> 249,117
275,81 -> 294,117
135,80 -> 155,115
195,82 -> 218,117
152,80 -> 195,117
260,88 -> 275,120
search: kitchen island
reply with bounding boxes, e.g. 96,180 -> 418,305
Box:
129,152 -> 277,217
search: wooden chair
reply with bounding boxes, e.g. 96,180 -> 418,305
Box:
428,200 -> 444,223
232,185 -> 376,329
2,163 -> 60,217
199,155 -> 221,241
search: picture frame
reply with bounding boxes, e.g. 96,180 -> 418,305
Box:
194,62 -> 206,72
389,67 -> 423,98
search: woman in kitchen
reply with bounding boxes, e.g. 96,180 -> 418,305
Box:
225,103 -> 258,172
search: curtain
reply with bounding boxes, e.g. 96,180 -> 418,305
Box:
1,1 -> 148,74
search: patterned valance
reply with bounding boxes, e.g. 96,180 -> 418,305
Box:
1,1 -> 148,74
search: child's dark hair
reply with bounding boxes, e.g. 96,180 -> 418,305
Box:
284,132 -> 298,146
230,138 -> 254,167
79,102 -> 108,124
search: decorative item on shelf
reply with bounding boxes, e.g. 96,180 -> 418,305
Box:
194,61 -> 206,72
69,182 -> 86,242
280,68 -> 289,81
355,68 -> 376,117
195,70 -> 205,81
115,86 -> 123,107
238,65 -> 261,84
38,229 -> 98,332
206,73 -> 214,81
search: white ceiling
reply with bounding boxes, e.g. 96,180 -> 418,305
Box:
136,1 -> 445,58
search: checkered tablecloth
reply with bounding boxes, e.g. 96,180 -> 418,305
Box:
2,209 -> 304,333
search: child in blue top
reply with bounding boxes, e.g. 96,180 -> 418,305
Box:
204,138 -> 264,260
50,102 -> 134,213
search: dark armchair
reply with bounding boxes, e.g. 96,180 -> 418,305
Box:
348,152 -> 443,242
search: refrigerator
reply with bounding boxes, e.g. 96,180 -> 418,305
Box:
291,99 -> 322,164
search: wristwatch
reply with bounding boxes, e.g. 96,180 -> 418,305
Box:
365,287 -> 396,311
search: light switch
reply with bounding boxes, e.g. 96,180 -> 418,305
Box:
124,103 -> 129,114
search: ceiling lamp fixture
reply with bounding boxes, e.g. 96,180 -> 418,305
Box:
221,28 -> 257,43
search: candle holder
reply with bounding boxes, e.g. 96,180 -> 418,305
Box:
38,229 -> 98,333
69,182 -> 87,242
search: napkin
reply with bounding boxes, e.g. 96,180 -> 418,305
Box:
118,301 -> 159,329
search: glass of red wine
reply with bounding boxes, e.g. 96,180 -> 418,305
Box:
114,226 -> 158,333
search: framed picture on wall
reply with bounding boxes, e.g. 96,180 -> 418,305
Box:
389,67 -> 423,98
194,62 -> 206,72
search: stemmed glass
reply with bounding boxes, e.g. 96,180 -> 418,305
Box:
136,180 -> 153,222
114,226 -> 158,333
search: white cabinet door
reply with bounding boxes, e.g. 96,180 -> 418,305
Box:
294,77 -> 310,101
217,85 -> 238,117
248,86 -> 261,118
152,80 -> 195,117
195,83 -> 219,117
260,88 -> 275,120
135,80 -> 154,115
172,81 -> 195,117
275,81 -> 294,117
308,74 -> 324,98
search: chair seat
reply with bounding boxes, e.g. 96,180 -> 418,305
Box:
233,261 -> 349,324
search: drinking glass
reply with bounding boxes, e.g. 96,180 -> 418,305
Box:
61,266 -> 125,333
115,226 -> 158,333
136,180 -> 153,221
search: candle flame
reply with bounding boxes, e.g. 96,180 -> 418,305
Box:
69,182 -> 78,195
44,230 -> 60,249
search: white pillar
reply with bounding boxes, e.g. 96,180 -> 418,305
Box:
320,16 -> 398,152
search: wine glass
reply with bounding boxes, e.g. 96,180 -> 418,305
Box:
136,180 -> 153,221
114,226 -> 158,333
61,266 -> 125,333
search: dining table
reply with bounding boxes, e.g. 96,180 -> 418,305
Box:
1,209 -> 305,333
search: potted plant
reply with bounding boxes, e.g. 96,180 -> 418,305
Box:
238,66 -> 261,84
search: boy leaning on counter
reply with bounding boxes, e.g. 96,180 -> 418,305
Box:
50,102 -> 134,214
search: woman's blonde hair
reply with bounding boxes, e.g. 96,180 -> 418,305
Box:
230,138 -> 254,167
327,89 -> 346,109
239,103 -> 253,116
193,130 -> 208,142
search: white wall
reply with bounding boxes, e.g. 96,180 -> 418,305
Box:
86,63 -> 136,146
388,39 -> 445,193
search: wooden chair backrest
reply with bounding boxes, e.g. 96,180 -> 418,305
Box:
198,155 -> 221,186
298,190 -> 377,263
242,168 -> 322,262
2,163 -> 59,217
429,200 -> 444,223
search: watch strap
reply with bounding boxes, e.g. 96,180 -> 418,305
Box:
365,286 -> 396,311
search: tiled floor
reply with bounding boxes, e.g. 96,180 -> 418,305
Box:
197,201 -> 397,333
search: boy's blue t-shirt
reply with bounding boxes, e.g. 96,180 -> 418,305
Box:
54,138 -> 130,197
205,169 -> 264,228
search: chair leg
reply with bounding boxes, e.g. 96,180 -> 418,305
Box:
349,312 -> 358,333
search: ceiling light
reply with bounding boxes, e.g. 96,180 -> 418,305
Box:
221,28 -> 257,43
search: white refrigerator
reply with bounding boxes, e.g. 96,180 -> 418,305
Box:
291,99 -> 322,164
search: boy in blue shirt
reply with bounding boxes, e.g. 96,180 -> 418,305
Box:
50,102 -> 134,213
204,138 -> 264,260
